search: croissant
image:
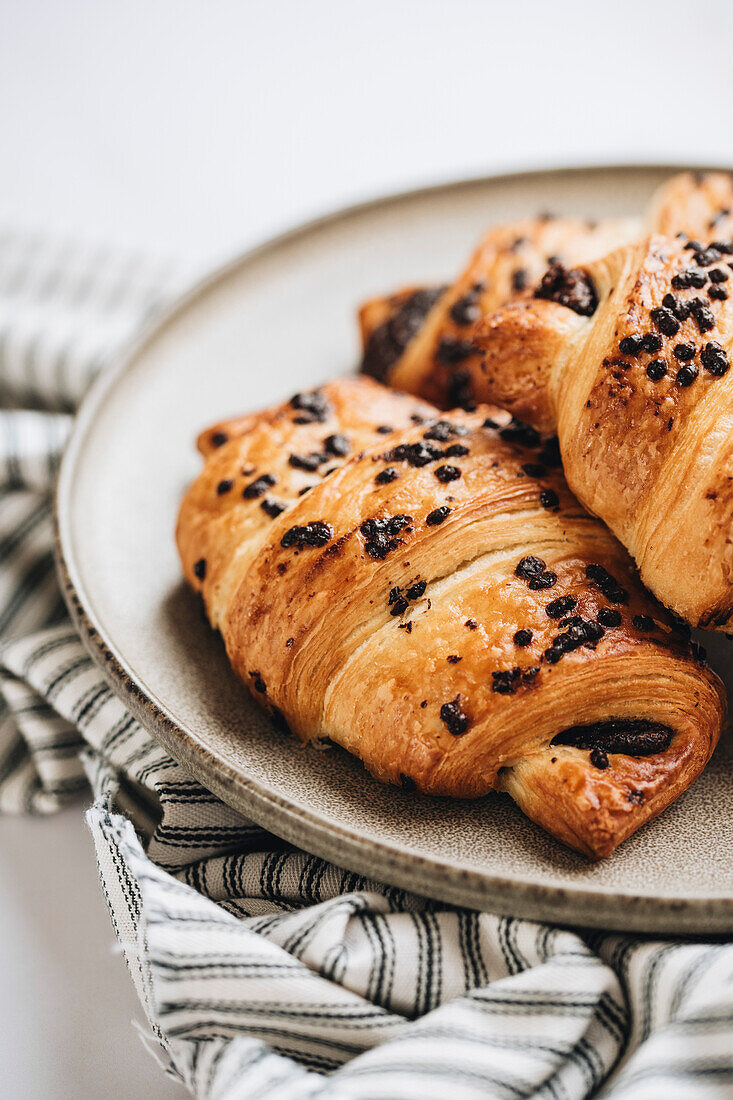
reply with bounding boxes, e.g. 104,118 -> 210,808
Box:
359,172 -> 733,628
359,212 -> 639,408
177,376 -> 724,859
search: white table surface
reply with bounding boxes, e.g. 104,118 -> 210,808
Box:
1,1 -> 732,1096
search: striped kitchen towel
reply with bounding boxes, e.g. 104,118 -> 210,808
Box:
0,229 -> 731,1099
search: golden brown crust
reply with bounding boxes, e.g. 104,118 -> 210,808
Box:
177,376 -> 724,859
471,226 -> 733,629
358,215 -> 639,408
646,170 -> 733,242
364,173 -> 733,629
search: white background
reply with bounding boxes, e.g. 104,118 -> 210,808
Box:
1,1 -> 732,1097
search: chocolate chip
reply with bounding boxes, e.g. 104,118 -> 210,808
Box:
546,595 -> 577,618
423,420 -> 465,442
440,697 -> 469,736
619,334 -> 644,356
534,262 -> 598,316
426,506 -> 451,526
559,614 -> 583,629
384,441 -> 443,467
406,580 -> 427,600
491,668 -> 522,694
701,341 -> 730,376
529,571 -> 557,590
375,467 -> 400,485
708,285 -> 729,300
216,479 -> 233,495
646,359 -> 667,381
447,654 -> 462,664
281,521 -> 334,549
290,390 -> 331,423
693,247 -> 723,267
324,433 -> 350,457
691,301 -> 716,333
590,748 -> 609,770
243,473 -> 277,499
513,628 -> 533,646
632,614 -> 656,631
288,451 -> 328,471
539,489 -> 560,510
360,514 -> 412,559
641,332 -> 663,353
672,268 -> 708,290
466,619 -> 478,630
390,596 -> 409,616
512,268 -> 528,292
435,464 -> 461,483
193,558 -> 206,580
662,293 -> 690,320
673,343 -> 696,362
261,498 -> 286,518
376,425 -> 394,434
515,556 -> 546,579
444,443 -> 470,457
650,307 -> 680,337
585,563 -> 628,604
211,432 -> 228,448
676,363 -> 699,386
597,608 -> 622,627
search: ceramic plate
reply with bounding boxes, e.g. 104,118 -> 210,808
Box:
56,165 -> 733,933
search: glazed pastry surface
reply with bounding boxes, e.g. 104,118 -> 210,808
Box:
359,214 -> 639,415
360,172 -> 733,628
177,376 -> 724,859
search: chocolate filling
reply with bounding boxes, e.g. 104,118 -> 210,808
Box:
551,718 -> 673,756
360,286 -> 446,381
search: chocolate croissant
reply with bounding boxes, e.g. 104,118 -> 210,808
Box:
177,376 -> 724,859
359,172 -> 733,628
359,212 -> 639,409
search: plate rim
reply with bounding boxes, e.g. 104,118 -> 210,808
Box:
55,161 -> 733,933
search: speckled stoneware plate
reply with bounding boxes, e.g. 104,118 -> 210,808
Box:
56,165 -> 733,933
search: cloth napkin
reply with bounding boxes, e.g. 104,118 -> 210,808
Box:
0,231 -> 731,1100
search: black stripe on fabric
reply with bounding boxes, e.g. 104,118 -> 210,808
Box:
0,549 -> 57,637
160,1018 -> 371,1059
640,944 -> 679,1042
412,912 -> 427,1018
596,990 -> 629,1045
41,654 -> 92,699
18,631 -> 80,676
157,999 -> 394,1025
611,1063 -> 733,1093
0,497 -> 48,562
